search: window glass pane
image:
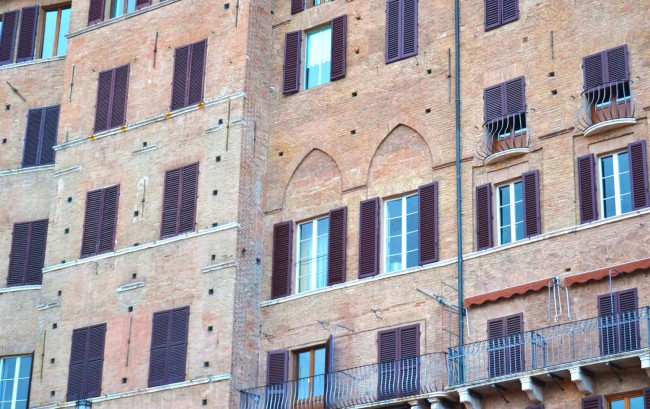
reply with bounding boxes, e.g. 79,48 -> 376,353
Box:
603,197 -> 616,218
57,8 -> 71,57
0,380 -> 14,403
515,221 -> 524,240
112,0 -> 125,17
388,217 -> 402,237
42,10 -> 58,58
406,195 -> 418,213
16,377 -> 28,400
499,203 -> 511,227
609,400 -> 624,409
618,152 -> 629,173
387,255 -> 401,273
297,352 -> 310,379
602,175 -> 615,199
620,193 -> 632,214
619,171 -> 631,195
1,359 -> 16,379
298,268 -> 310,293
313,348 -> 326,375
406,250 -> 418,268
128,0 -> 137,12
629,397 -> 643,409
305,27 -> 331,89
386,199 -> 401,219
17,357 -> 30,379
500,226 -> 511,245
406,231 -> 418,252
601,156 -> 614,177
513,181 -> 522,202
15,402 -> 27,409
388,236 -> 401,256
499,185 -> 510,206
406,213 -> 417,232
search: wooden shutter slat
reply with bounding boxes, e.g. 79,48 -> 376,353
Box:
484,0 -> 500,30
291,0 -> 305,14
583,52 -> 605,90
94,70 -> 113,133
487,317 -> 505,377
85,324 -> 106,398
378,329 -> 398,399
399,325 -> 419,358
40,105 -> 60,166
522,170 -> 541,238
358,197 -> 380,278
16,6 -> 38,63
22,108 -> 44,167
187,40 -> 207,106
87,0 -> 106,25
161,168 -> 182,238
171,45 -> 190,110
582,396 -> 603,409
97,186 -> 119,254
577,154 -> 598,223
484,84 -> 503,122
606,45 -> 629,83
598,293 -> 617,355
178,163 -> 199,235
266,350 -> 288,385
67,328 -> 89,401
385,0 -> 400,63
505,77 -> 525,115
7,222 -> 30,286
282,31 -> 301,94
149,311 -> 170,387
418,182 -> 439,265
401,0 -> 418,58
66,324 -> 106,401
330,15 -> 347,81
501,0 -> 518,24
81,189 -> 103,257
109,65 -> 129,129
327,207 -> 347,286
628,141 -> 649,210
168,307 -> 189,384
0,10 -> 19,65
25,220 -> 47,285
617,288 -> 639,352
271,221 -> 293,299
135,0 -> 151,10
476,184 -> 493,250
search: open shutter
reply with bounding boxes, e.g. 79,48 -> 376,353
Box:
487,317 -> 505,377
16,7 -> 38,63
385,0 -> 400,63
577,154 -> 598,223
583,52 -> 605,90
330,16 -> 347,81
25,220 -> 47,285
149,311 -> 170,387
135,0 -> 152,10
22,108 -> 43,167
522,170 -> 541,238
628,141 -> 649,210
475,184 -> 493,250
266,350 -> 288,385
7,223 -> 29,286
87,0 -> 106,25
282,31 -> 301,94
168,307 -> 189,384
109,65 -> 129,129
505,77 -> 525,115
501,0 -> 519,24
67,328 -> 89,401
171,45 -> 190,110
605,45 -> 629,83
418,182 -> 438,265
484,84 -> 503,122
291,0 -> 305,14
178,163 -> 199,234
378,329 -> 398,399
187,40 -> 207,106
85,324 -> 106,398
358,197 -> 380,278
40,105 -> 60,165
271,221 -> 293,299
98,186 -> 119,254
643,387 -> 650,409
161,168 -> 182,238
582,396 -> 603,409
484,0 -> 500,30
81,189 -> 103,257
94,70 -> 113,133
617,288 -> 639,352
401,0 -> 418,58
327,207 -> 347,286
0,10 -> 19,65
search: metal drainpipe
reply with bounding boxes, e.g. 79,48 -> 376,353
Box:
454,0 -> 464,383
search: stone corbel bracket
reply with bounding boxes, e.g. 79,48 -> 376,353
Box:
520,376 -> 544,403
459,388 -> 482,409
641,352 -> 650,378
570,366 -> 594,394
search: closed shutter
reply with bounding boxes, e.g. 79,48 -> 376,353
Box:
81,189 -> 102,258
66,324 -> 106,401
67,328 -> 88,401
385,0 -> 400,63
168,307 -> 189,383
385,0 -> 417,63
505,314 -> 524,373
327,207 -> 347,286
606,45 -> 629,83
484,0 -> 499,30
282,31 -> 302,94
98,186 -> 120,254
87,0 -> 106,25
522,170 -> 541,238
628,141 -> 649,210
94,70 -> 113,133
271,221 -> 293,299
160,164 -> 199,239
583,53 -> 604,91
378,329 -> 398,399
358,197 -> 380,278
398,325 -> 419,395
22,108 -> 43,167
505,77 -> 525,115
487,317 -> 505,377
178,163 -> 199,234
501,0 -> 518,24
418,182 -> 438,265
583,45 -> 629,90
135,0 -> 151,10
577,154 -> 598,223
401,0 -> 418,58
484,84 -> 503,122
16,7 -> 38,63
597,292 -> 616,355
109,65 -> 130,129
475,184 -> 493,250
617,288 -> 639,352
291,0 -> 305,14
266,350 -> 288,385
25,220 -> 47,285
643,387 -> 650,409
149,311 -> 170,387
0,10 -> 19,65
161,168 -> 181,238
149,307 -> 189,387
171,45 -> 190,110
7,220 -> 47,287
582,396 -> 603,409
7,223 -> 30,286
187,40 -> 207,106
85,325 -> 107,398
39,105 -> 59,165
330,15 -> 347,81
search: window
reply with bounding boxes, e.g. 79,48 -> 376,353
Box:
305,27 -> 331,90
149,307 -> 189,387
7,220 -> 48,287
297,217 -> 329,293
160,163 -> 199,239
600,151 -> 632,218
483,77 -> 527,154
22,105 -> 59,167
81,186 -> 120,258
378,325 -> 419,399
598,288 -> 639,356
171,39 -> 207,111
111,0 -> 136,18
385,0 -> 418,63
0,356 -> 32,409
41,5 -> 71,58
94,65 -> 130,133
66,324 -> 106,401
497,181 -> 523,245
487,314 -> 523,377
310,0 -> 331,7
608,394 -> 644,409
484,0 -> 518,31
295,347 -> 326,401
384,195 -> 418,273
87,0 -> 151,25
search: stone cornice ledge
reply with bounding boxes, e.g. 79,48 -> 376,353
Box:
32,373 -> 231,408
0,165 -> 54,178
0,285 -> 42,294
54,91 -> 246,152
43,222 -> 240,273
202,260 -> 237,273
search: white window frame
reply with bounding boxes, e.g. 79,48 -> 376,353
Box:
295,217 -> 329,294
0,355 -> 31,409
496,180 -> 524,245
383,194 -> 419,273
599,151 -> 631,219
304,26 -> 332,90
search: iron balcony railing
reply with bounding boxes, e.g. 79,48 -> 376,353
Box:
575,79 -> 636,133
448,306 -> 650,386
475,111 -> 530,163
239,352 -> 448,409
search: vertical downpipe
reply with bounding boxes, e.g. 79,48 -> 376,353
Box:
454,0 -> 464,384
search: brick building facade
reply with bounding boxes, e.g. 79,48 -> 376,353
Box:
0,0 -> 648,408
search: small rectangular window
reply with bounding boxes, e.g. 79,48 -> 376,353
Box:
296,217 -> 329,293
305,27 -> 331,90
7,220 -> 48,287
66,324 -> 106,401
497,181 -> 523,245
160,163 -> 199,239
599,151 -> 632,218
111,0 -> 137,17
0,355 -> 32,409
384,194 -> 419,273
295,347 -> 326,400
22,105 -> 59,167
608,395 -> 643,409
149,307 -> 189,387
41,5 -> 71,58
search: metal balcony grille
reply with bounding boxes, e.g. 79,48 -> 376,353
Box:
475,112 -> 530,163
575,80 -> 636,134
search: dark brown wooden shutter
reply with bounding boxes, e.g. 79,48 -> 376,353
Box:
25,220 -> 47,285
0,10 -> 19,65
161,164 -> 198,239
168,307 -> 189,383
359,197 -> 380,278
85,325 -> 106,398
40,106 -> 59,165
22,108 -> 43,167
487,317 -> 505,377
643,387 -> 650,409
81,189 -> 102,258
377,328 -> 398,399
505,313 -> 524,373
94,70 -> 113,133
149,307 -> 189,387
330,15 -> 347,81
606,45 -> 629,83
171,45 -> 190,110
385,0 -> 400,63
522,170 -> 541,238
484,84 -> 503,122
271,221 -> 293,299
399,325 -> 420,395
402,0 -> 418,58
501,0 -> 518,24
505,77 -> 525,115
418,182 -> 438,265
87,0 -> 106,26
582,396 -> 603,409
475,184 -> 493,250
98,186 -> 119,254
484,0 -> 499,30
16,7 -> 38,63
7,223 -> 30,286
327,207 -> 347,286
577,154 -> 598,223
67,328 -> 87,401
617,288 -> 639,352
325,335 -> 334,373
291,0 -> 304,15
66,324 -> 106,401
187,39 -> 207,106
161,167 -> 181,238
283,31 -> 301,94
110,65 -> 130,129
628,141 -> 649,210
7,220 -> 47,287
149,311 -> 170,386
597,292 -> 616,355
135,0 -> 151,10
266,350 -> 288,385
583,52 -> 604,91
178,163 -> 199,234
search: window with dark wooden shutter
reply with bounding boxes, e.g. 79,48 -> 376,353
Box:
385,0 -> 418,64
171,45 -> 189,111
81,186 -> 120,258
7,220 -> 48,287
521,170 -> 541,238
94,65 -> 130,133
170,40 -> 207,110
385,0 -> 400,63
160,163 -> 199,239
148,307 -> 189,387
327,207 -> 347,286
283,31 -> 301,94
418,182 -> 438,265
23,105 -> 60,167
484,84 -> 503,122
330,15 -> 347,81
378,329 -> 398,400
358,197 -> 380,278
582,396 -> 603,409
378,324 -> 420,399
402,0 -> 417,58
488,314 -> 523,377
291,0 -> 305,14
628,141 -> 649,210
484,0 -> 518,31
135,0 -> 152,10
0,10 -> 19,65
66,323 -> 106,401
271,221 -> 293,299
87,0 -> 106,25
577,154 -> 598,223
15,7 -> 38,63
475,184 -> 493,250
266,350 -> 288,404
582,45 -> 629,90
598,288 -> 639,356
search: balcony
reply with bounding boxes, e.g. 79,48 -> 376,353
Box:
575,80 -> 636,137
475,112 -> 530,165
